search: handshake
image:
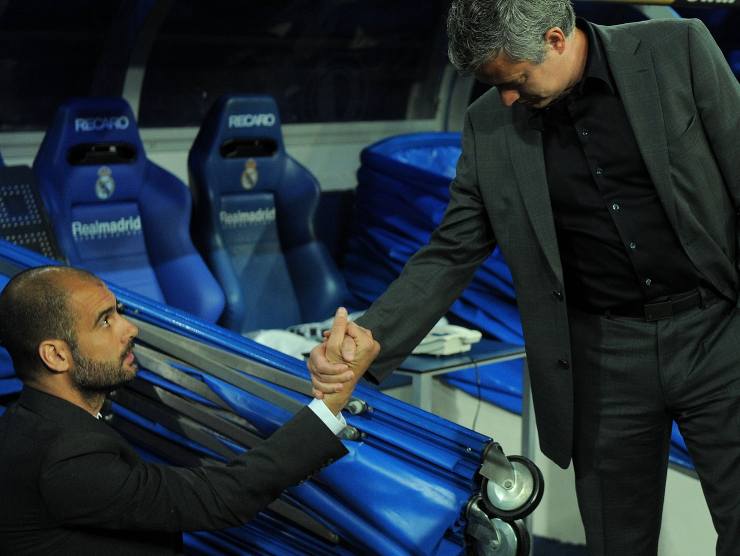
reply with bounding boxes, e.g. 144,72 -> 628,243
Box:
308,307 -> 381,415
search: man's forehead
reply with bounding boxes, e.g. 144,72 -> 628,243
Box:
476,54 -> 530,84
64,276 -> 112,317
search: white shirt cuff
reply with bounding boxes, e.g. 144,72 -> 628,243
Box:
308,398 -> 347,436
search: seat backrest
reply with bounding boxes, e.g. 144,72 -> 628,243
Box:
33,97 -> 224,322
188,95 -> 346,333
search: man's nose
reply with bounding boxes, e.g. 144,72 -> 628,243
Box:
499,89 -> 520,107
122,316 -> 139,340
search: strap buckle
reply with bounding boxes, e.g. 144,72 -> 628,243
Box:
643,290 -> 701,322
643,299 -> 674,321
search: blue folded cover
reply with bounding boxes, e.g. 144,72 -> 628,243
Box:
0,348 -> 14,378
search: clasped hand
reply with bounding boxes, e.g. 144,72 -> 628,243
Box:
308,307 -> 380,414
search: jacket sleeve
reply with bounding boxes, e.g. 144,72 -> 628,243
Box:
356,109 -> 497,382
39,407 -> 347,532
686,19 -> 740,277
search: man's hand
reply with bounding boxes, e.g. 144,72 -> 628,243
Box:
310,307 -> 380,414
308,311 -> 356,400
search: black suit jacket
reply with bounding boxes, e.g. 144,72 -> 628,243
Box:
0,387 -> 347,555
357,19 -> 740,468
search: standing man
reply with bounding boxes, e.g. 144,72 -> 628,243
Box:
0,265 -> 377,555
310,1 -> 740,554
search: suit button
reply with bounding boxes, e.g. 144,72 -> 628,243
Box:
558,359 -> 570,369
552,290 -> 563,300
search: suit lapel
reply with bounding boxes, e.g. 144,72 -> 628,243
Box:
506,106 -> 563,283
596,25 -> 679,229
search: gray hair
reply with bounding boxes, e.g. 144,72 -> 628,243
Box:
447,0 -> 576,73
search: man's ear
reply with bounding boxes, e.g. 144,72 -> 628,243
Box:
544,27 -> 567,54
38,339 -> 72,373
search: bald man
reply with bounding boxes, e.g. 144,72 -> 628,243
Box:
0,265 -> 378,555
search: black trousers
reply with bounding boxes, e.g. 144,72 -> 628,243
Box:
569,294 -> 740,556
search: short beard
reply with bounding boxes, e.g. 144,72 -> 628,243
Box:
70,340 -> 136,398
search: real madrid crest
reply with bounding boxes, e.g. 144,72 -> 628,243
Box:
241,159 -> 258,190
95,166 -> 115,200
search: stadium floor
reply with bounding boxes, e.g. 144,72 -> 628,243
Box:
534,536 -> 589,555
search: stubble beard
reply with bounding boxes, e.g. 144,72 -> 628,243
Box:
70,340 -> 137,397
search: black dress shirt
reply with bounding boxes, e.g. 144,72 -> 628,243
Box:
532,18 -> 701,315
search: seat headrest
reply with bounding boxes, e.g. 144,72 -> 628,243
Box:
44,97 -> 143,151
207,95 -> 284,150
190,95 -> 290,195
35,97 -> 146,203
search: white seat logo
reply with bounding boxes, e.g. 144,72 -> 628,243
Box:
95,166 -> 115,200
74,116 -> 130,132
228,113 -> 276,128
241,159 -> 259,190
219,207 -> 276,228
72,215 -> 142,240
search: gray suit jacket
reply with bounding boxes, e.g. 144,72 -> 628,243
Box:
357,18 -> 740,468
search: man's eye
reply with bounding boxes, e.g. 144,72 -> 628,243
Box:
102,317 -> 111,327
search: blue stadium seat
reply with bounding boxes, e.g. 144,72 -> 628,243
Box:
32,97 -> 225,322
188,95 -> 347,333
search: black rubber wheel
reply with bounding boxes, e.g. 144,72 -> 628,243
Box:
466,519 -> 526,556
511,519 -> 531,556
480,454 -> 544,521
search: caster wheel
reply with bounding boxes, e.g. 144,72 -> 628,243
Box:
468,519 -> 530,555
481,455 -> 544,520
510,519 -> 531,556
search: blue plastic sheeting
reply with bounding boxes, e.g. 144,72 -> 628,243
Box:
120,362 -> 483,553
0,238 -> 492,555
136,369 -> 223,409
445,359 -> 524,415
0,378 -> 22,397
346,133 -> 522,354
0,342 -> 11,419
670,421 -> 694,470
0,348 -> 13,378
344,133 -> 695,472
